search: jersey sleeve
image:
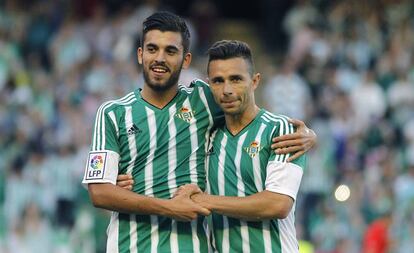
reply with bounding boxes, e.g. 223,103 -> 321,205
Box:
264,162 -> 303,201
82,103 -> 120,186
265,116 -> 306,200
190,79 -> 225,127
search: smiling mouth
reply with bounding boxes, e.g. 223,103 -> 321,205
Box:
151,65 -> 169,73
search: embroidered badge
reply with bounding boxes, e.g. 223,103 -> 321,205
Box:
244,141 -> 263,158
176,107 -> 195,123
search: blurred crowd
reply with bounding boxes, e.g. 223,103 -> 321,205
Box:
0,0 -> 413,252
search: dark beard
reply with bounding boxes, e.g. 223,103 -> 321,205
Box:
143,65 -> 183,92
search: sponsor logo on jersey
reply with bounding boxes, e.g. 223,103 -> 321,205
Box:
127,124 -> 142,136
244,141 -> 263,158
176,107 -> 195,123
85,152 -> 107,180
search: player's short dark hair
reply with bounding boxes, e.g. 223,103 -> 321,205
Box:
142,11 -> 190,53
207,40 -> 255,76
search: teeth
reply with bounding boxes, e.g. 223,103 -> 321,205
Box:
153,68 -> 167,73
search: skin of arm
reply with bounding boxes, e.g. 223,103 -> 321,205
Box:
88,183 -> 210,221
176,185 -> 293,221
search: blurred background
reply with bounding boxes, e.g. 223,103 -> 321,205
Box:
1,0 -> 414,252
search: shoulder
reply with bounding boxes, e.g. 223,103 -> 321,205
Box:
181,78 -> 211,92
189,78 -> 209,88
179,79 -> 212,97
260,110 -> 293,134
96,91 -> 137,115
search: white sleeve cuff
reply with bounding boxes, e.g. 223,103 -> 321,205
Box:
265,161 -> 303,201
82,150 -> 120,187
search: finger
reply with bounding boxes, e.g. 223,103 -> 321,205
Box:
272,132 -> 302,143
183,185 -> 202,195
275,146 -> 303,155
118,179 -> 134,187
173,189 -> 184,198
123,185 -> 133,191
118,174 -> 133,180
197,207 -> 211,216
118,183 -> 133,190
272,139 -> 306,149
118,181 -> 129,187
117,175 -> 133,186
287,150 -> 305,162
288,118 -> 305,127
174,189 -> 194,198
191,185 -> 202,193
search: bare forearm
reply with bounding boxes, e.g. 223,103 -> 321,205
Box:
88,183 -> 170,216
88,183 -> 210,221
192,191 -> 293,221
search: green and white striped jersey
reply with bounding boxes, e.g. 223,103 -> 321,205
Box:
206,109 -> 306,253
82,79 -> 223,253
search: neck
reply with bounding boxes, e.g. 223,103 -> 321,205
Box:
141,84 -> 178,109
225,105 -> 260,135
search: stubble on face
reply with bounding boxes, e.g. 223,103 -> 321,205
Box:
139,30 -> 187,93
142,60 -> 183,92
208,58 -> 255,116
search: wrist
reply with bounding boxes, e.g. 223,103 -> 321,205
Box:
156,198 -> 173,217
191,193 -> 212,209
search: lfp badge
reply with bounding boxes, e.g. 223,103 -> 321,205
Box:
244,141 -> 263,158
176,107 -> 195,123
86,152 -> 106,179
90,155 -> 104,170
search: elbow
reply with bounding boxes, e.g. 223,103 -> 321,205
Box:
261,201 -> 292,220
88,184 -> 107,208
273,205 -> 291,219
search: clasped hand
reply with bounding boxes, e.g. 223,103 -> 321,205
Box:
116,174 -> 209,222
167,184 -> 210,221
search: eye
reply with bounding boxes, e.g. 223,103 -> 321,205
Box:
230,76 -> 242,83
211,78 -> 224,84
166,49 -> 177,56
146,46 -> 156,53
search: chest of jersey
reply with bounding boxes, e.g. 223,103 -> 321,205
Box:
207,123 -> 273,197
115,92 -> 213,197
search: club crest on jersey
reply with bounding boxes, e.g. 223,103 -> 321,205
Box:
176,107 -> 195,123
244,141 -> 263,158
85,152 -> 107,180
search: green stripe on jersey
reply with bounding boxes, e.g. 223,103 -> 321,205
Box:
91,80 -> 223,252
207,109 -> 306,253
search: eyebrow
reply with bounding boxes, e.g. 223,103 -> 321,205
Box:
145,43 -> 180,52
211,76 -> 224,82
166,45 -> 179,51
229,74 -> 244,80
145,43 -> 158,49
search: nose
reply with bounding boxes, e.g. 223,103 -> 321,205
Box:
223,81 -> 233,95
154,50 -> 166,63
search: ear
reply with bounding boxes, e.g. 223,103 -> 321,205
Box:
137,47 -> 143,64
252,73 -> 261,91
182,53 -> 192,69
